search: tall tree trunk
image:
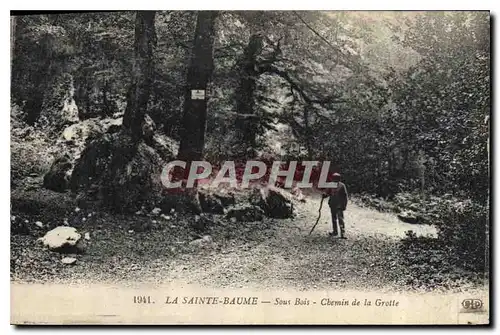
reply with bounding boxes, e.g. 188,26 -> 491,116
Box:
235,34 -> 263,156
177,11 -> 218,162
123,11 -> 156,142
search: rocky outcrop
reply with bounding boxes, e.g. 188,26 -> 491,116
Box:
198,190 -> 225,214
252,186 -> 294,219
70,131 -> 165,213
43,154 -> 72,192
226,204 -> 264,222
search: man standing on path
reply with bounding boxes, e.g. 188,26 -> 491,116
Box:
323,173 -> 348,239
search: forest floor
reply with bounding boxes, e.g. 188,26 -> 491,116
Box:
11,190 -> 487,293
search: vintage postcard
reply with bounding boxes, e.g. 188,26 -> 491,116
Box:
10,10 -> 490,325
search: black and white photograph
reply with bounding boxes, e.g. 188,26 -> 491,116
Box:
9,9 -> 490,325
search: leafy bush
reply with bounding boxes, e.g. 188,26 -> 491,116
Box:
359,190 -> 488,273
434,199 -> 488,272
354,193 -> 397,212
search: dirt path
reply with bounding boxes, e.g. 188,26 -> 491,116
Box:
161,196 -> 438,291
14,194 -> 485,293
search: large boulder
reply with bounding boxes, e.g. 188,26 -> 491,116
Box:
198,190 -> 225,214
37,117 -> 126,194
60,117 -> 123,144
252,186 -> 294,219
57,116 -> 123,172
214,191 -> 236,207
43,154 -> 72,192
39,226 -> 82,253
226,204 -> 264,222
161,188 -> 235,216
70,131 -> 165,213
160,189 -> 202,215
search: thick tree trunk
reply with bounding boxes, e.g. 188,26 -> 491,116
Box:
235,34 -> 263,155
177,11 -> 218,162
122,11 -> 156,142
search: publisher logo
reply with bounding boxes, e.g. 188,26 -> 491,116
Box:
460,299 -> 484,313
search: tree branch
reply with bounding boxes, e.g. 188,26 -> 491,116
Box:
259,64 -> 345,105
256,35 -> 283,68
292,11 -> 339,52
292,11 -> 363,73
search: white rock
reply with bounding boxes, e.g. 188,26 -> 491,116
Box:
128,230 -> 134,233
40,227 -> 81,250
11,215 -> 15,221
189,239 -> 204,246
82,218 -> 86,222
165,215 -> 171,220
135,211 -> 143,215
87,213 -> 92,218
202,235 -> 213,244
62,125 -> 77,141
34,221 -> 43,228
151,207 -> 161,215
190,235 -> 213,247
74,207 -> 81,213
61,257 -> 77,265
84,232 -> 90,240
170,208 -> 175,214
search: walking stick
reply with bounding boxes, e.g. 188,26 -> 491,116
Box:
308,196 -> 325,236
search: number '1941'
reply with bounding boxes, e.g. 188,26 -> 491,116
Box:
134,296 -> 154,304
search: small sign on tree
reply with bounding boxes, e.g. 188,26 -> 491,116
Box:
191,89 -> 205,100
